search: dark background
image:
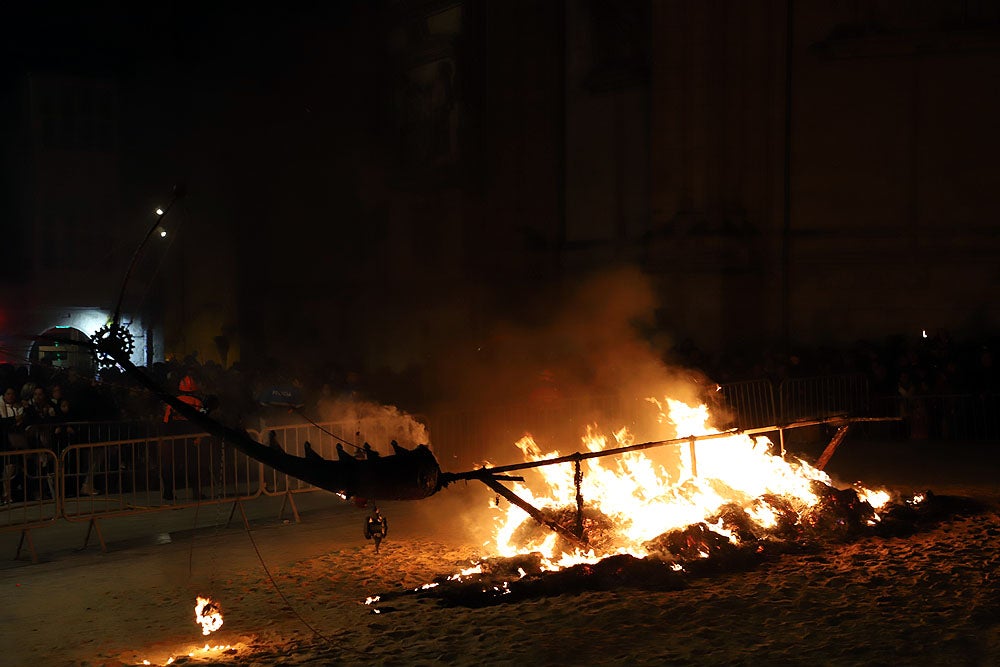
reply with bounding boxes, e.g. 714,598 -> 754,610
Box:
2,1 -> 999,412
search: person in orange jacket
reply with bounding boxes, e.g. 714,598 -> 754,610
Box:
161,371 -> 205,501
163,373 -> 204,423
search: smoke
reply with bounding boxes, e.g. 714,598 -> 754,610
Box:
316,397 -> 429,453
424,265 -> 715,466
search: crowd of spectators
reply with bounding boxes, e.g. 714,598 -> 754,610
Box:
672,330 -> 998,398
0,357 -> 276,446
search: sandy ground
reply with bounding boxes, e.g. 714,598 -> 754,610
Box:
1,438 -> 999,667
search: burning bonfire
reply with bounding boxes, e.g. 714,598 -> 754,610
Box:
368,396 -> 983,609
493,398 -> 882,564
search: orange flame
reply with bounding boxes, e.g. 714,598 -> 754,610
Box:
489,396 -> 884,569
195,596 -> 223,636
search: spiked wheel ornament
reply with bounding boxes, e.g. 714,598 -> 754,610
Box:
91,324 -> 135,370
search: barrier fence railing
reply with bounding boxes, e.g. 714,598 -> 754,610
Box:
1,447 -> 61,562
51,420 -> 163,445
778,374 -> 871,424
716,379 -> 777,430
59,434 -> 265,518
258,419 -> 411,495
1,447 -> 60,524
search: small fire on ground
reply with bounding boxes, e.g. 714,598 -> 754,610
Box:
138,596 -> 232,666
195,596 -> 223,636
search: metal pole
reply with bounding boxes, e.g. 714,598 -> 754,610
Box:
112,185 -> 185,330
443,416 -> 900,482
573,455 -> 583,539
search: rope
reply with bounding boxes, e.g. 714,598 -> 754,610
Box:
239,505 -> 333,644
187,492 -> 201,578
183,438 -> 329,643
292,408 -> 362,451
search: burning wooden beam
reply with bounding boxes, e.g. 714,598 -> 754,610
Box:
480,475 -> 590,551
815,423 -> 851,470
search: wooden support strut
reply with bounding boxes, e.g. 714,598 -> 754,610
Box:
815,423 -> 852,471
480,475 -> 590,551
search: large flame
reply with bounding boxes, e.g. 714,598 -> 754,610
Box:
489,396 -> 882,569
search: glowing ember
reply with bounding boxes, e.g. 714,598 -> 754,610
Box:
488,395 -> 888,569
195,596 -> 223,636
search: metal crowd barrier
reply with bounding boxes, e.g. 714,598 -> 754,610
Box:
1,419 -> 417,562
716,379 -> 777,430
0,428 -> 271,561
58,432 -> 266,551
259,423 -> 343,495
778,374 -> 871,423
1,447 -> 61,562
55,420 -> 162,444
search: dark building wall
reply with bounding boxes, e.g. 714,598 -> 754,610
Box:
24,74 -> 126,302
330,0 -> 567,377
315,0 -> 1000,378
563,0 -> 650,263
638,0 -> 1000,355
790,2 -> 1000,344
645,0 -> 788,353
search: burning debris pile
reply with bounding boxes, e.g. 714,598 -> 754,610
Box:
371,488 -> 985,609
367,396 -> 989,610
